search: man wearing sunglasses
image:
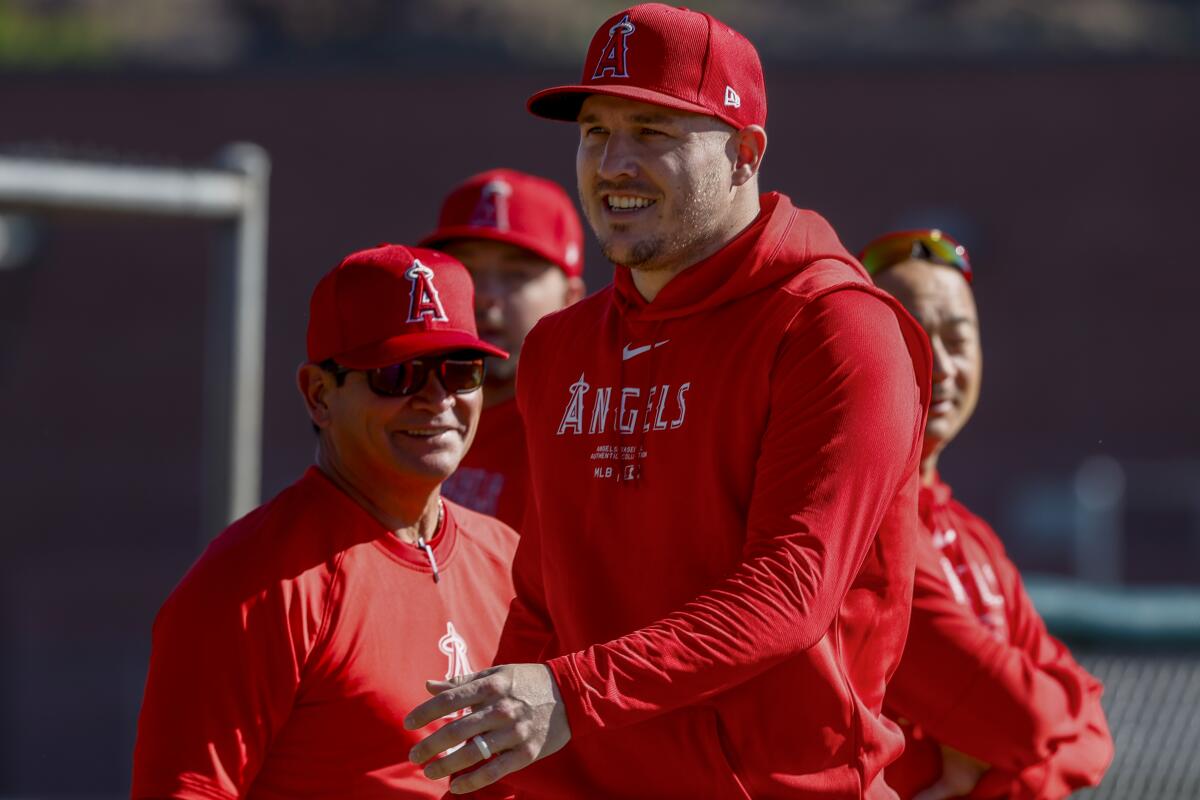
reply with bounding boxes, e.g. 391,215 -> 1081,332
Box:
863,230 -> 1113,799
404,5 -> 932,797
132,245 -> 521,798
421,168 -> 586,531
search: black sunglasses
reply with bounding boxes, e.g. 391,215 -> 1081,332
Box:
322,352 -> 485,397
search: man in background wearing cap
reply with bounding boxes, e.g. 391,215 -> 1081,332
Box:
421,169 -> 586,531
861,230 -> 1112,800
405,5 -> 931,797
132,245 -> 519,798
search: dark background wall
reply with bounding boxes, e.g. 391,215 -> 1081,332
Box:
0,62 -> 1198,793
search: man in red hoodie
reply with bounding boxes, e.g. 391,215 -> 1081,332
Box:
861,229 -> 1113,800
405,6 -> 932,797
422,169 -> 586,530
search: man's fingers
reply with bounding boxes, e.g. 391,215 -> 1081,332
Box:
424,666 -> 499,695
405,679 -> 495,730
421,726 -> 523,781
448,747 -> 529,795
409,705 -> 510,766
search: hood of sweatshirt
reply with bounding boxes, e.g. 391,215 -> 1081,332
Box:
611,192 -> 867,322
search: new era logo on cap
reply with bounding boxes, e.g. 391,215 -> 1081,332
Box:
724,86 -> 740,108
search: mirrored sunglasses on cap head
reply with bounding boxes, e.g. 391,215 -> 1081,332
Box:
322,352 -> 485,397
858,229 -> 973,284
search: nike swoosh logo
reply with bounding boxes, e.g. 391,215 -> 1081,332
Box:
621,339 -> 670,361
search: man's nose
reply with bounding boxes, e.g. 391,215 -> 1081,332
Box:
474,284 -> 504,322
409,367 -> 455,411
473,272 -> 508,304
930,337 -> 953,382
597,133 -> 638,182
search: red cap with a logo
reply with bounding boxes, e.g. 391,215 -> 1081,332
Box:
527,3 -> 766,131
419,168 -> 584,278
307,244 -> 508,369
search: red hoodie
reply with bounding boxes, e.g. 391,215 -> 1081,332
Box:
884,474 -> 1113,799
493,193 -> 932,798
442,397 -> 530,531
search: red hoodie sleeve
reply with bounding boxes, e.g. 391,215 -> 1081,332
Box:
492,336 -> 559,668
887,531 -> 1113,796
544,288 -> 925,735
491,496 -> 555,666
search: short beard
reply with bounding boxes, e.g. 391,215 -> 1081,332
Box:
588,162 -> 729,273
599,234 -> 669,271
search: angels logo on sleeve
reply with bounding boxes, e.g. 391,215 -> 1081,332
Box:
468,178 -> 513,231
592,14 -> 635,79
405,259 -> 450,323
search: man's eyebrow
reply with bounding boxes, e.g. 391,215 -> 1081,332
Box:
944,315 -> 977,327
630,113 -> 674,124
577,112 -> 676,125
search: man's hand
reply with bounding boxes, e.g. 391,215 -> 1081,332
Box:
913,745 -> 990,800
405,663 -> 571,794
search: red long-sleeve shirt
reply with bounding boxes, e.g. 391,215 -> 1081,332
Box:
491,194 -> 932,798
884,474 -> 1114,799
133,468 -> 518,799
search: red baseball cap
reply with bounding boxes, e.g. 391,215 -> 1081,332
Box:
307,244 -> 508,369
419,168 -> 585,278
527,3 -> 766,131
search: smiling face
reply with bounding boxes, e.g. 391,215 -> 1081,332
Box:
301,355 -> 483,492
575,94 -> 746,275
874,259 -> 982,461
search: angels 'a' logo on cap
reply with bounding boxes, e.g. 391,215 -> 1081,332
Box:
469,179 -> 513,231
405,259 -> 450,323
592,14 -> 635,80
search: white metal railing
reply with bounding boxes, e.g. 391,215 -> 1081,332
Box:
0,144 -> 271,540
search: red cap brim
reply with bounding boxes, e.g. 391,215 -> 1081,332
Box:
527,84 -> 741,130
332,331 -> 508,370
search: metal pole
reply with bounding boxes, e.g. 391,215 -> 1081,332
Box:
0,155 -> 246,218
0,148 -> 271,542
200,143 -> 271,540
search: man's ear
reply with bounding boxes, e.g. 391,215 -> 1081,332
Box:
297,363 -> 335,431
730,125 -> 767,187
564,276 -> 586,306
